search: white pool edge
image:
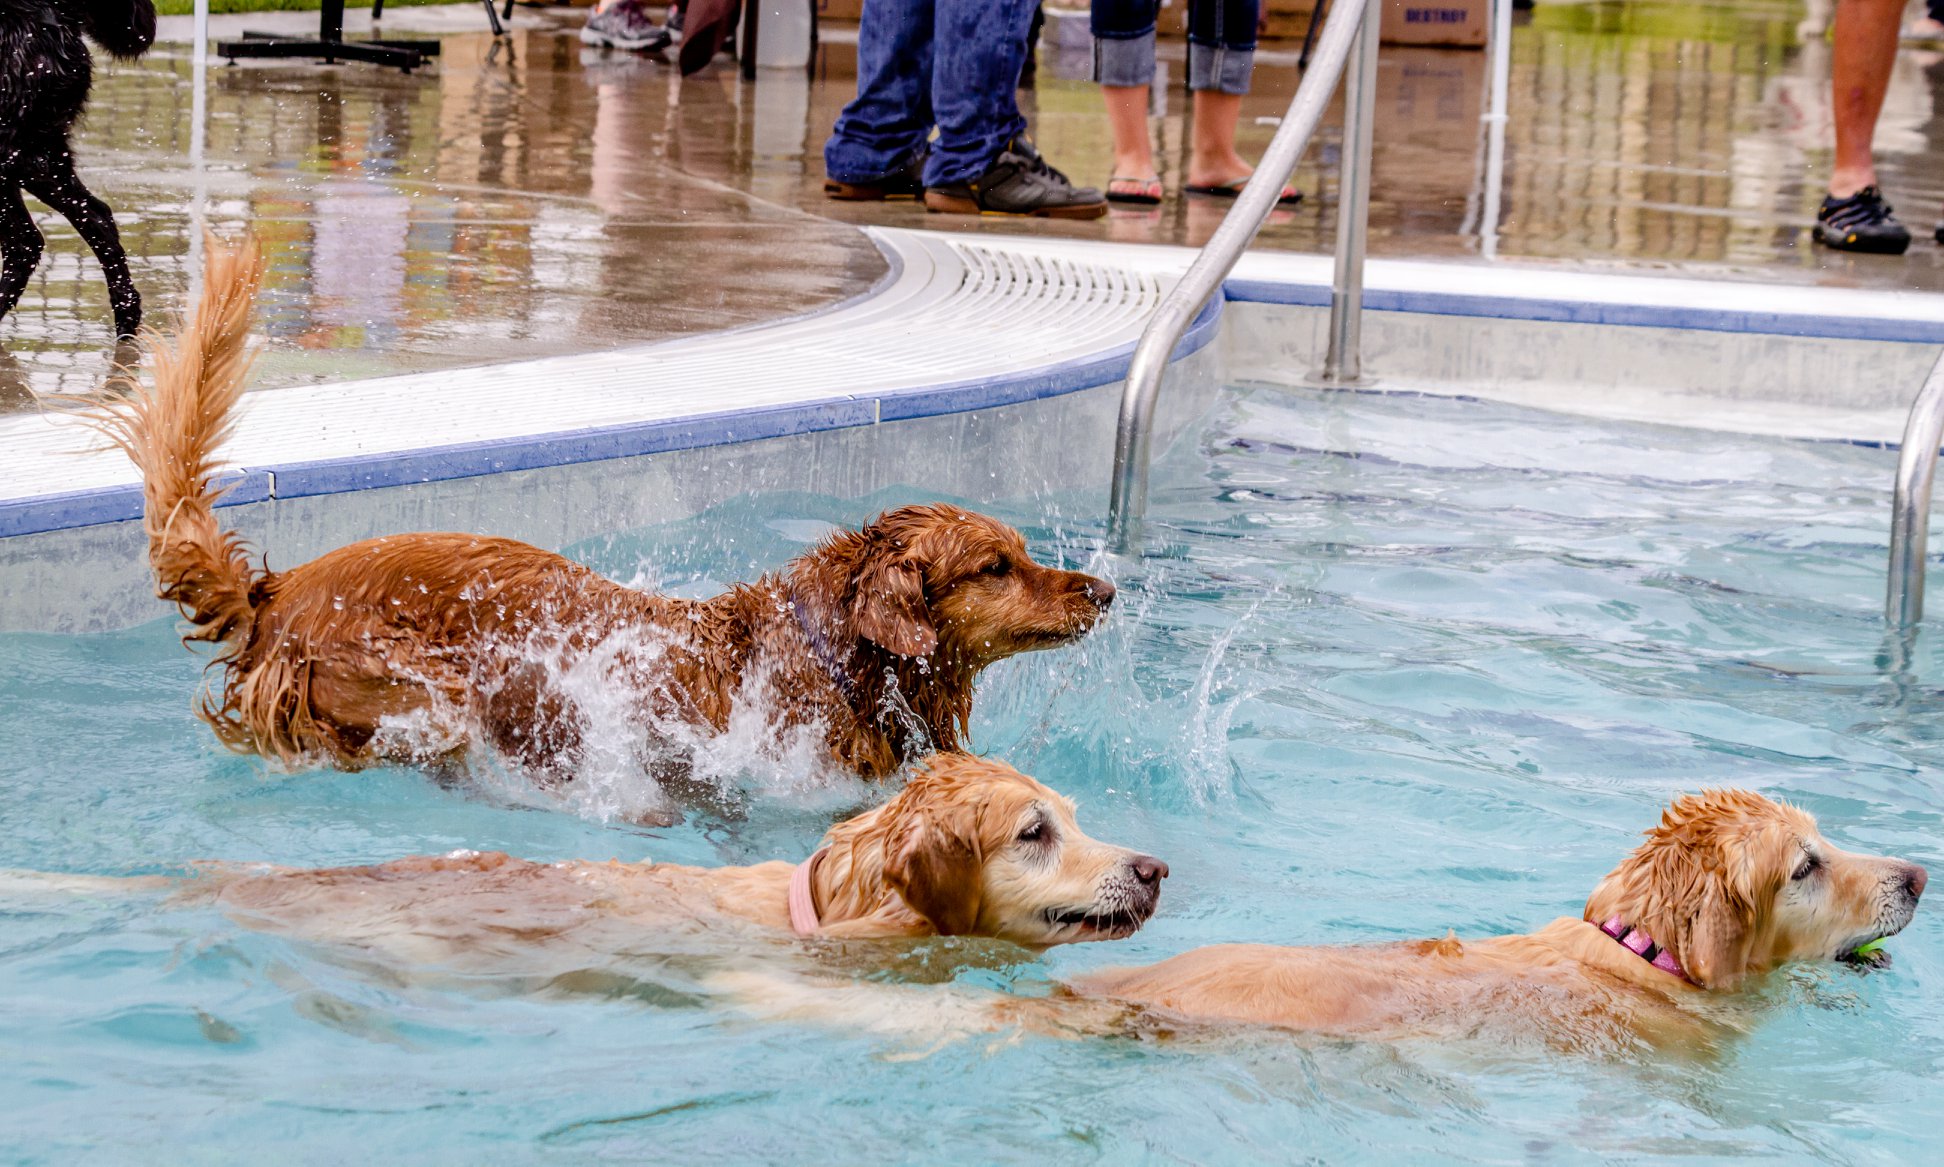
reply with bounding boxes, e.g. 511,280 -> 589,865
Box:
4,230 -> 1942,543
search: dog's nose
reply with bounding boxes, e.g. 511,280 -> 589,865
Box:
1902,862 -> 1928,902
1129,855 -> 1168,887
1083,576 -> 1116,609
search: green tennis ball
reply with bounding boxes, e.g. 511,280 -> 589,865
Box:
1847,938 -> 1892,969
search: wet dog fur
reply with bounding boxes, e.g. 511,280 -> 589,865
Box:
730,790 -> 1927,1056
1057,789 -> 1928,1051
98,238 -> 1116,789
173,753 -> 1167,970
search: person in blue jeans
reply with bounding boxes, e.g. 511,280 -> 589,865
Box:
1092,0 -> 1297,206
823,0 -> 1106,220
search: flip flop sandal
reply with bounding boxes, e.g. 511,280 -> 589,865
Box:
1185,177 -> 1302,206
1106,175 -> 1164,205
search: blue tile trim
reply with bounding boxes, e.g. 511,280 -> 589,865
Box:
1221,277 -> 1944,345
1,296 -> 1223,537
0,471 -> 271,539
260,399 -> 880,499
23,251 -> 1937,539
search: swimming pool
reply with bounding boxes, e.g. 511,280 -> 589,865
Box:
2,382 -> 1938,1164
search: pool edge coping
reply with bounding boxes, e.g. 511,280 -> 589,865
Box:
8,232 -> 1944,541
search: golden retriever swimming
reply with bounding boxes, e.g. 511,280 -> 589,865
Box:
1054,789 -> 1925,1051
65,755 -> 1165,984
734,789 -> 1925,1056
98,239 -> 1115,788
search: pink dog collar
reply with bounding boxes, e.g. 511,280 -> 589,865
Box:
788,847 -> 829,937
1600,915 -> 1688,981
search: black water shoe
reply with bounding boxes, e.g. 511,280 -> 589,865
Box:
924,137 -> 1107,220
1814,186 -> 1911,254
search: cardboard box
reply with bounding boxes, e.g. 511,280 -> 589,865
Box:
1380,0 -> 1488,48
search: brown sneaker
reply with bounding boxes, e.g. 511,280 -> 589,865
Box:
824,153 -> 926,201
923,137 -> 1107,220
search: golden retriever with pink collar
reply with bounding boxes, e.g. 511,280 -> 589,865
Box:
1057,789 -> 1926,1050
54,754 -> 1164,982
734,789 -> 1925,1054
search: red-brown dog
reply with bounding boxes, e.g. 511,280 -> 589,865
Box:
103,239 -> 1114,788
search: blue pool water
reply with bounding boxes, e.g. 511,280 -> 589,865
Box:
3,384 -> 1941,1164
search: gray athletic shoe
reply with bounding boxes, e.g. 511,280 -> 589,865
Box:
580,0 -> 673,51
924,137 -> 1107,220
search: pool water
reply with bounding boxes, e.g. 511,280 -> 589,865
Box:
3,384 -> 1941,1165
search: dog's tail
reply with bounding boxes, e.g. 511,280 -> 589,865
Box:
97,234 -> 266,664
84,1 -> 158,59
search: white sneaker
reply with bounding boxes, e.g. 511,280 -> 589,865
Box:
579,1 -> 673,51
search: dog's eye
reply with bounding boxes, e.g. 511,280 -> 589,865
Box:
981,557 -> 1011,578
1016,820 -> 1046,843
1792,854 -> 1820,881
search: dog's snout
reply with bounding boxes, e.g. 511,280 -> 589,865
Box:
1082,576 -> 1116,609
1129,854 -> 1168,887
1902,862 -> 1928,902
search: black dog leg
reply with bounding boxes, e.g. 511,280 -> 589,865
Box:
0,184 -> 46,328
23,163 -> 140,339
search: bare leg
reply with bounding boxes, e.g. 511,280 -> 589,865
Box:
1830,0 -> 1904,197
22,160 -> 140,339
1187,90 -> 1253,187
0,184 -> 45,327
1102,84 -> 1156,178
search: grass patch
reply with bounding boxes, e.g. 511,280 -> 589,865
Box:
156,1 -> 457,16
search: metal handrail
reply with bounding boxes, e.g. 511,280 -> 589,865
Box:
1887,349 -> 1944,628
1319,0 -> 1380,384
1106,0 -> 1380,553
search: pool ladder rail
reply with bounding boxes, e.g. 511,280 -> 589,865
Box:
1106,0 -> 1383,554
1888,348 -> 1944,629
1094,0 -> 1941,635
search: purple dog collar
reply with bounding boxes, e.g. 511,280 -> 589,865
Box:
1600,914 -> 1688,981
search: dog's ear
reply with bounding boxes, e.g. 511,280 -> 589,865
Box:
884,807 -> 982,935
850,553 -> 937,658
1586,793 -> 1768,989
1676,862 -> 1757,990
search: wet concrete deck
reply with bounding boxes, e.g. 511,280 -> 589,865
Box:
6,0 -> 1944,405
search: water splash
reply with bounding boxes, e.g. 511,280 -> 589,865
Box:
370,620 -> 863,825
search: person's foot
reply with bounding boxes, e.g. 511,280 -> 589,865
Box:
664,4 -> 684,44
1184,174 -> 1302,205
580,0 -> 672,51
1106,176 -> 1164,205
1188,148 -> 1257,192
1814,186 -> 1911,254
824,152 -> 926,201
923,137 -> 1107,220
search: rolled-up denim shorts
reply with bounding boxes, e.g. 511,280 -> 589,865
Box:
1091,0 -> 1258,95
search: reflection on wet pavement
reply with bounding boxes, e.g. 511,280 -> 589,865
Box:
3,13 -> 888,403
7,0 -> 1944,405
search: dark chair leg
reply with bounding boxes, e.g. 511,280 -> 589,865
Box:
483,0 -> 505,35
1299,0 -> 1329,69
21,163 -> 140,339
0,183 -> 47,326
374,0 -> 385,18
